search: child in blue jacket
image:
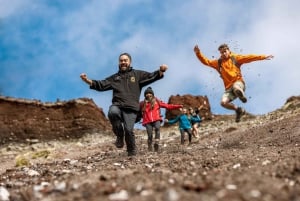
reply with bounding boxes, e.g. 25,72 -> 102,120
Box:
165,107 -> 201,145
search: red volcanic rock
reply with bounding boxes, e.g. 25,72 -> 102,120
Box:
165,94 -> 213,121
0,96 -> 110,144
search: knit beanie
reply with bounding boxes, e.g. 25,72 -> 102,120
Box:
144,87 -> 154,97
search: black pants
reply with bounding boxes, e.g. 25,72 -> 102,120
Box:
108,105 -> 137,154
180,128 -> 192,144
145,121 -> 161,146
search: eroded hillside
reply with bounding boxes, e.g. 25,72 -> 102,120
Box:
0,96 -> 110,144
0,95 -> 299,201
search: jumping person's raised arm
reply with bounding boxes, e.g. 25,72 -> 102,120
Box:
194,44 -> 218,68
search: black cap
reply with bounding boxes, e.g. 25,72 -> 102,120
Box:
144,87 -> 154,97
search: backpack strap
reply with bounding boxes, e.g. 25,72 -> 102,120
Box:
217,58 -> 222,74
217,55 -> 240,75
230,55 -> 240,68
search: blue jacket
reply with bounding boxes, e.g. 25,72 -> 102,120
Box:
168,114 -> 201,130
190,114 -> 202,125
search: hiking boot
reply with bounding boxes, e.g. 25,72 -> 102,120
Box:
154,143 -> 159,152
235,107 -> 245,123
147,141 -> 153,151
235,89 -> 247,103
128,150 -> 136,157
115,136 -> 124,148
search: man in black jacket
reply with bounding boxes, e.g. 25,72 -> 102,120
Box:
80,52 -> 168,156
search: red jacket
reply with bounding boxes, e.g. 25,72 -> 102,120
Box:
140,98 -> 182,126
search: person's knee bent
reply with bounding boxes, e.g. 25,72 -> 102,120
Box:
221,95 -> 231,107
220,100 -> 227,107
108,105 -> 122,121
232,88 -> 240,96
233,82 -> 245,93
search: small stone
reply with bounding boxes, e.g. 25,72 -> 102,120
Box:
226,184 -> 237,190
109,190 -> 129,201
0,187 -> 10,201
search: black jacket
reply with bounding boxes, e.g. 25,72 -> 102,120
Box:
90,67 -> 163,111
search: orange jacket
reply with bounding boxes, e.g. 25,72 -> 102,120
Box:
195,52 -> 267,89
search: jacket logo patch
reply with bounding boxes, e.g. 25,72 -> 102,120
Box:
130,77 -> 136,83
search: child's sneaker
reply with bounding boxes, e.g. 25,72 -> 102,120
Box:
235,107 -> 245,123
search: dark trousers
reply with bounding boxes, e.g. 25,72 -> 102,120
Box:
180,128 -> 192,144
108,105 -> 137,153
145,121 -> 161,146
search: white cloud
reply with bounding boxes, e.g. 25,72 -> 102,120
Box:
1,0 -> 299,117
232,0 -> 300,113
0,0 -> 31,18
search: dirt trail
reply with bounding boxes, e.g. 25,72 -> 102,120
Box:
0,101 -> 300,201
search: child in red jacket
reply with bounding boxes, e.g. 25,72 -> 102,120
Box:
140,87 -> 182,152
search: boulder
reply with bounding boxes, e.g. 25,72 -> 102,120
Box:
165,94 -> 213,121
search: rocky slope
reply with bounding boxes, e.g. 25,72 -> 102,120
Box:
0,95 -> 299,201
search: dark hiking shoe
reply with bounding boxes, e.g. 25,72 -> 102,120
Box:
128,150 -> 136,157
154,144 -> 159,152
148,145 -> 153,152
115,136 -> 124,148
235,89 -> 247,103
235,107 -> 245,123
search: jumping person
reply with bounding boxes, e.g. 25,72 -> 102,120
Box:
194,44 -> 274,122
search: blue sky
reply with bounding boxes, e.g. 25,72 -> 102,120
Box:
1,0 -> 300,118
